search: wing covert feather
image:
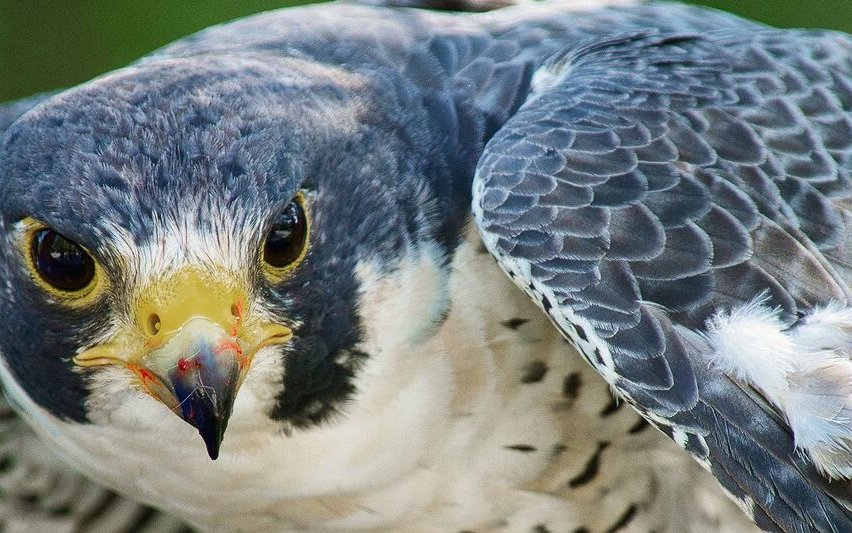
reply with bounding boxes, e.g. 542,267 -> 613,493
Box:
475,29 -> 852,531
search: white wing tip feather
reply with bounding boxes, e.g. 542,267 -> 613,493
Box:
705,299 -> 852,480
785,359 -> 852,479
704,297 -> 796,398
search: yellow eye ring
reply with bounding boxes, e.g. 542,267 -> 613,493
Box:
261,192 -> 310,282
18,217 -> 106,307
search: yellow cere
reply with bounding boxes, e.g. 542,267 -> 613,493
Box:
73,265 -> 293,370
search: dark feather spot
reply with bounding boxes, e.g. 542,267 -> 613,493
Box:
599,396 -> 624,417
532,525 -> 552,533
628,417 -> 650,434
502,317 -> 530,330
50,505 -> 72,517
125,506 -> 158,532
573,324 -> 588,341
593,348 -> 604,365
521,360 -> 549,383
604,504 -> 638,533
79,492 -> 119,527
563,373 -> 582,399
552,443 -> 568,457
573,528 -> 591,533
94,167 -> 129,192
218,159 -> 246,178
431,306 -> 452,332
505,444 -> 538,452
188,108 -> 218,127
568,441 -> 610,488
18,493 -> 40,506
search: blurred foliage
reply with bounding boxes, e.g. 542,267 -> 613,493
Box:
1,0 -> 851,102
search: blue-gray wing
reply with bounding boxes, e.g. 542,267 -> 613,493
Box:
475,29 -> 852,531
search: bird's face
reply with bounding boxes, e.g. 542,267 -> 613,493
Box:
0,57 -> 464,460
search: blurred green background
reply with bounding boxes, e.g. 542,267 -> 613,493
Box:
1,1 -> 851,103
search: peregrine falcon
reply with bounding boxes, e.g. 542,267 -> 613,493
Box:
1,0 -> 851,531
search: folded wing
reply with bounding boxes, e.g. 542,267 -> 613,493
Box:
474,29 -> 852,531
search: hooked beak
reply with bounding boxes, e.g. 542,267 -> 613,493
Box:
138,318 -> 249,459
73,269 -> 291,459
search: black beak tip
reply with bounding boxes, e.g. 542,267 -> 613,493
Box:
192,406 -> 231,460
202,429 -> 222,460
169,356 -> 239,460
174,386 -> 233,461
195,410 -> 230,460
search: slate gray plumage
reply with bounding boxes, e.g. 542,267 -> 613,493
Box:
475,27 -> 852,531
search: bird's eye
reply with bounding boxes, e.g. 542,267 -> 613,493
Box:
263,196 -> 308,271
30,228 -> 96,292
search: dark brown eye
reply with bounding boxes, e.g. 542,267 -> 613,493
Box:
31,228 -> 95,292
264,198 -> 307,269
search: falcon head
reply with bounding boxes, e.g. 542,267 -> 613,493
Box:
0,56 -> 466,460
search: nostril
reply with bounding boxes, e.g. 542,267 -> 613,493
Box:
230,301 -> 242,320
146,313 -> 162,336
